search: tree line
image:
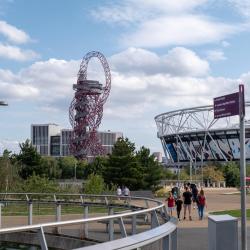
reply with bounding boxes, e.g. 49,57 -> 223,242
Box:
0,138 -> 163,192
0,137 -> 246,193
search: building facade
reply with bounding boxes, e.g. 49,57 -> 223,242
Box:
31,124 -> 122,157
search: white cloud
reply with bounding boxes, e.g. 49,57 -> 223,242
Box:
0,47 -> 231,115
91,0 -> 208,24
206,50 -> 227,61
0,43 -> 39,61
0,20 -> 30,44
221,41 -> 230,47
163,47 -> 210,77
110,47 -> 162,75
122,15 -> 239,48
0,68 -> 39,99
110,47 -> 209,77
0,58 -> 79,103
0,139 -> 20,155
91,1 -> 243,48
228,0 -> 250,18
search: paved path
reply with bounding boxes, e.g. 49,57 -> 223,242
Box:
168,188 -> 250,250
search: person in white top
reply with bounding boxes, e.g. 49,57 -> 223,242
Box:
124,186 -> 130,196
117,186 -> 122,198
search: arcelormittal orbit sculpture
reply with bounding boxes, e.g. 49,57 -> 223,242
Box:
69,51 -> 111,160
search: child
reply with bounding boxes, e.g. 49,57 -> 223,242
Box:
175,195 -> 183,221
166,192 -> 175,216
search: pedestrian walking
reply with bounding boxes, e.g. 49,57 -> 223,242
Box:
175,195 -> 183,221
183,186 -> 192,220
190,183 -> 198,209
197,189 -> 207,220
117,186 -> 122,200
124,186 -> 130,196
166,192 -> 175,216
124,186 -> 130,203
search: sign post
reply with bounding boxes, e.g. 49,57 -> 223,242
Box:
213,84 -> 246,250
239,84 -> 246,250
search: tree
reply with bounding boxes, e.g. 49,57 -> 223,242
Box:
58,156 -> 77,179
136,146 -> 163,189
223,162 -> 240,187
16,139 -> 43,179
22,174 -> 59,193
0,150 -> 21,191
83,174 -> 106,194
178,169 -> 190,181
162,168 -> 175,180
75,160 -> 88,179
103,138 -> 144,190
82,156 -> 106,178
40,156 -> 61,179
203,166 -> 225,182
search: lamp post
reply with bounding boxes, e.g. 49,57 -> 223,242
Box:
1,100 -> 8,191
74,162 -> 77,181
0,101 -> 8,106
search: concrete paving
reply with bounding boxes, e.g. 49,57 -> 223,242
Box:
169,188 -> 250,250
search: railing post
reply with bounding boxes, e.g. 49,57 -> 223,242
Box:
151,210 -> 160,229
109,207 -> 114,241
38,226 -> 48,250
162,235 -> 170,250
28,200 -> 33,225
118,217 -> 127,238
163,205 -> 168,218
55,202 -> 61,234
0,203 -> 3,228
170,228 -> 177,250
56,203 -> 61,222
84,205 -> 89,238
132,214 -> 136,235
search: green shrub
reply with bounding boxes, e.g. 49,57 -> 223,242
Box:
155,187 -> 171,198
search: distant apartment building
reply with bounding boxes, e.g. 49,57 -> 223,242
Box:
31,124 -> 122,157
31,124 -> 61,156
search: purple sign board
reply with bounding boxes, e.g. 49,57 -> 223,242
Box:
214,92 -> 239,119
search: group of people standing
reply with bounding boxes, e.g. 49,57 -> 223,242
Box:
166,183 -> 207,221
116,186 -> 130,197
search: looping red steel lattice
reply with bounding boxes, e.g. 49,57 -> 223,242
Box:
69,51 -> 111,159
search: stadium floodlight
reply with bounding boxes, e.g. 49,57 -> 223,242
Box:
0,101 -> 8,106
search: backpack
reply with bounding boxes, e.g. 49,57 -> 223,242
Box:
198,195 -> 205,206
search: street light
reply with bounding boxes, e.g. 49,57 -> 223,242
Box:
74,162 -> 77,181
0,101 -> 8,106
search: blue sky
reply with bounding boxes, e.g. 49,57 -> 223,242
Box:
1,0 -> 250,154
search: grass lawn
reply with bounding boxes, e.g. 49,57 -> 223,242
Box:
210,209 -> 250,218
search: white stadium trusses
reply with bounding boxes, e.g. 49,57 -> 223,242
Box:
155,102 -> 250,165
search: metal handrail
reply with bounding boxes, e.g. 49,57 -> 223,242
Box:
0,193 -> 175,250
0,192 -> 158,202
0,203 -> 164,234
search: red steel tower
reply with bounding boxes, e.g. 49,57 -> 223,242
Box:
69,51 -> 111,160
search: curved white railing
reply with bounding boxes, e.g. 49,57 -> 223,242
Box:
0,193 -> 177,250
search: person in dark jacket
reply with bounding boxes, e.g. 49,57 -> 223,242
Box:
175,195 -> 183,221
183,186 -> 192,220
